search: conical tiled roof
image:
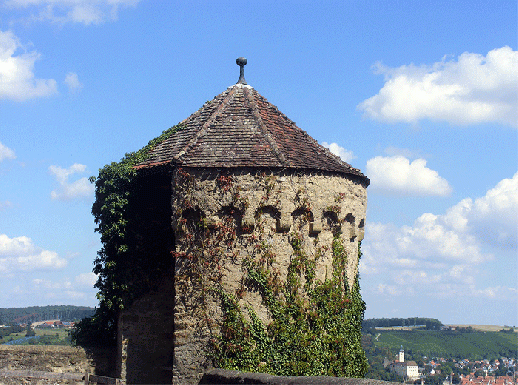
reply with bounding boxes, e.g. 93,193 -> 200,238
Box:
136,81 -> 368,183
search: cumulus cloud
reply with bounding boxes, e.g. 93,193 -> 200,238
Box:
0,233 -> 67,272
0,30 -> 58,101
443,172 -> 518,248
376,283 -> 401,296
30,274 -> 97,302
357,46 -> 518,128
74,272 -> 97,287
32,271 -> 96,289
363,215 -> 489,272
366,155 -> 452,196
361,173 -> 517,300
321,142 -> 356,163
0,141 -> 16,161
5,0 -> 141,25
64,72 -> 82,93
49,163 -> 94,200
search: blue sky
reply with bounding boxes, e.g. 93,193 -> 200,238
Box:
0,1 -> 516,326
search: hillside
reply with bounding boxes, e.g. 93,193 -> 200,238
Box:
371,329 -> 517,359
0,306 -> 95,325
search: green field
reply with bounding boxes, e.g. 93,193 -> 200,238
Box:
373,330 -> 517,359
1,328 -> 72,346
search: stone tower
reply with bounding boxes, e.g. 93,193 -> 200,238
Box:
116,59 -> 369,384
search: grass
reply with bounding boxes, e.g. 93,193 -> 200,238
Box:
0,333 -> 26,344
1,328 -> 72,346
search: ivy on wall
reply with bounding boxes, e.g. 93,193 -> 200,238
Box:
172,171 -> 368,377
72,125 -> 182,347
211,233 -> 368,377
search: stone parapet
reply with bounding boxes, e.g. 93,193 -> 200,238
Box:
0,345 -> 95,374
201,369 -> 400,385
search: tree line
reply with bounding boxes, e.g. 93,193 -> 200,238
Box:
0,305 -> 95,325
362,317 -> 443,331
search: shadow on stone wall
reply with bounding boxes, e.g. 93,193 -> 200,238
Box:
124,336 -> 174,384
81,345 -> 117,377
118,279 -> 176,384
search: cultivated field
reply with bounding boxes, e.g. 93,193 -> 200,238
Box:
447,325 -> 517,332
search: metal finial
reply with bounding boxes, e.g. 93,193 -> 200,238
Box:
236,57 -> 247,84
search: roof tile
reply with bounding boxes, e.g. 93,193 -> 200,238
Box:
136,83 -> 368,183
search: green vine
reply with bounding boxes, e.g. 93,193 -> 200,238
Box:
169,171 -> 368,377
72,125 -> 183,347
212,230 -> 368,377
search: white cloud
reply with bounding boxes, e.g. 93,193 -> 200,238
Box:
30,275 -> 97,302
5,0 -> 141,25
443,172 -> 518,248
49,163 -> 94,200
357,46 -> 518,128
32,277 -> 70,289
0,30 -> 58,101
32,271 -> 96,289
74,271 -> 97,287
360,173 -> 517,301
0,141 -> 16,161
376,283 -> 402,296
64,72 -> 82,93
0,233 -> 67,272
366,155 -> 452,196
362,216 -> 489,273
321,142 -> 356,163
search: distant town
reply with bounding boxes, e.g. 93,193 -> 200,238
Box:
362,318 -> 516,384
383,345 -> 516,384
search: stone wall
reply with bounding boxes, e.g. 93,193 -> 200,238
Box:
118,167 -> 368,384
0,345 -> 106,384
0,345 -> 94,372
173,168 -> 367,292
200,369 -> 400,385
172,168 -> 367,384
0,346 -> 401,385
118,277 -> 175,384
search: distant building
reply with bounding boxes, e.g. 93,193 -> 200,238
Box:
33,320 -> 63,328
460,374 -> 515,385
389,346 -> 419,380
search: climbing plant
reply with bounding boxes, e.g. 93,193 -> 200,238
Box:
171,171 -> 369,377
72,125 -> 183,347
211,230 -> 368,377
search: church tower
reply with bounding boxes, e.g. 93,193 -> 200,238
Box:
399,346 -> 405,362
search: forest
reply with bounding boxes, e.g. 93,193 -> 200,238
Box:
0,305 -> 95,325
362,317 -> 444,331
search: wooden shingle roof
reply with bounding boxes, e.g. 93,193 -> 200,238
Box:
136,82 -> 368,183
